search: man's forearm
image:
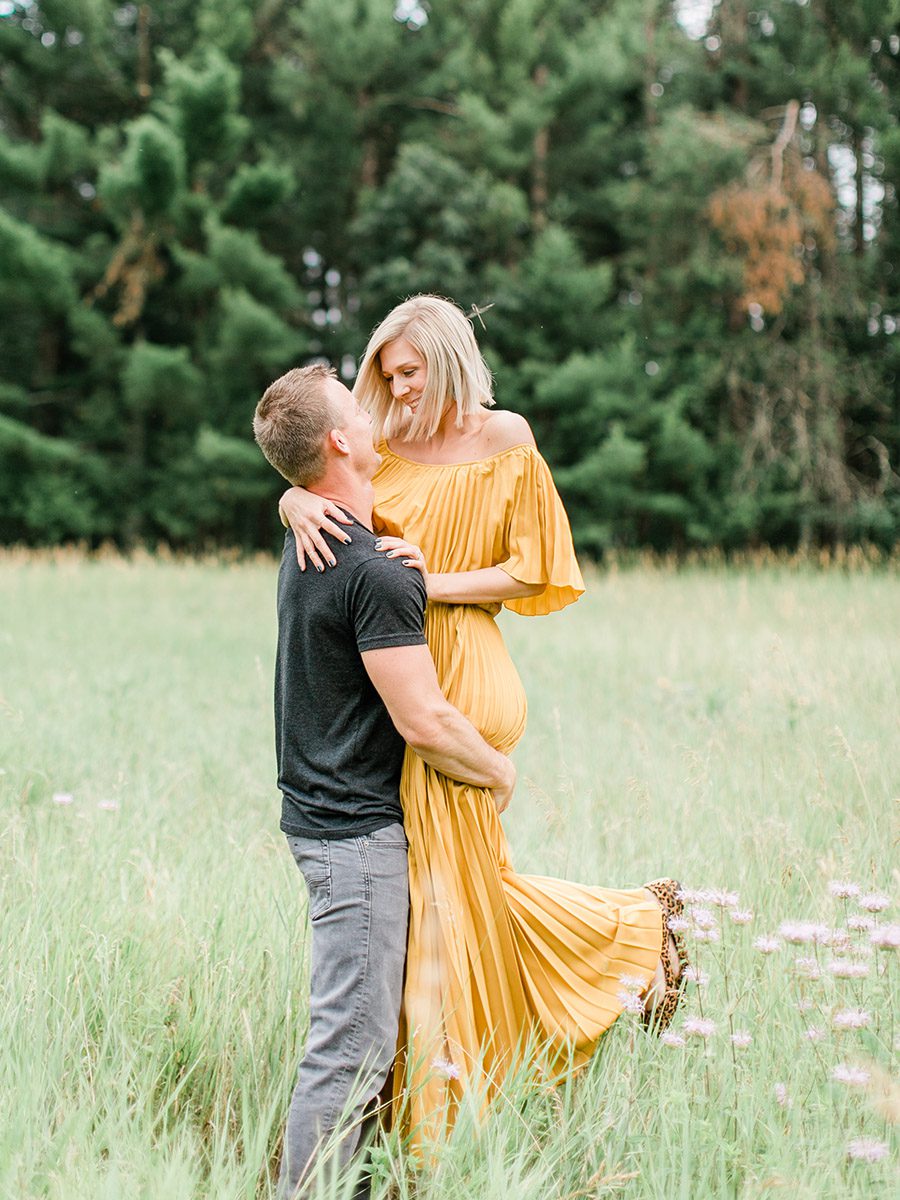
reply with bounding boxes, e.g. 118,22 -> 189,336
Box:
406,703 -> 511,790
361,642 -> 517,812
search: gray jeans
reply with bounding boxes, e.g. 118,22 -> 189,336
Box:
278,823 -> 409,1199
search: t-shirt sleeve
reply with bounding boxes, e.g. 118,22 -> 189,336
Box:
344,555 -> 428,651
498,447 -> 585,617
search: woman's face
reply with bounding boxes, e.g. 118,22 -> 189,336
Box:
380,337 -> 428,416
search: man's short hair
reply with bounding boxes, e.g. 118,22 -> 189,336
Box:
253,364 -> 338,486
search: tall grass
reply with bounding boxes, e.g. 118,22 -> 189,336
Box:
1,553 -> 896,1198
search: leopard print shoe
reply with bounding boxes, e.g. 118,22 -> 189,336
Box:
641,878 -> 689,1034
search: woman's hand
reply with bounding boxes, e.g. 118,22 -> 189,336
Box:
375,537 -> 429,589
279,486 -> 353,571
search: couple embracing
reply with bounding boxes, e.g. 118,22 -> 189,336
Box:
253,295 -> 688,1198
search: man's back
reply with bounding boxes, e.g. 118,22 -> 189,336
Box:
275,518 -> 427,839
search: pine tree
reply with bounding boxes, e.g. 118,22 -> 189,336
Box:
0,1 -> 897,551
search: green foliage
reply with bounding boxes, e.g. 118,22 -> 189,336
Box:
204,220 -> 302,312
39,110 -> 93,186
0,136 -> 45,190
0,411 -> 81,464
196,0 -> 256,60
204,290 -> 306,447
98,116 -> 186,220
122,342 -> 202,423
0,208 -> 76,312
220,161 -> 295,227
160,47 -> 249,168
0,0 -> 897,551
353,142 -> 529,315
0,414 -> 106,542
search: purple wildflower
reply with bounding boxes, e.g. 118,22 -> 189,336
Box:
846,1138 -> 889,1163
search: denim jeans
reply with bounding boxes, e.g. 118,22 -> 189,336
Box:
278,822 -> 409,1199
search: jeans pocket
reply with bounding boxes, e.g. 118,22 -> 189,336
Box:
305,872 -> 332,921
286,836 -> 333,921
366,822 -> 408,849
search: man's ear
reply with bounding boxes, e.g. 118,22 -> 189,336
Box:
328,428 -> 350,455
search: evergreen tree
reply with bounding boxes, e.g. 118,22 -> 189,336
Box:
0,1 -> 896,552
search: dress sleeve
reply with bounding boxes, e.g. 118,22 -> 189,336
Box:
498,447 -> 585,616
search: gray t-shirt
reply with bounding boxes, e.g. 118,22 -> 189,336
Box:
274,519 -> 427,838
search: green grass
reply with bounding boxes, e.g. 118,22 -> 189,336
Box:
1,552 -> 897,1199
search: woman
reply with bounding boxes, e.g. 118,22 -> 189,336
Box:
280,295 -> 686,1149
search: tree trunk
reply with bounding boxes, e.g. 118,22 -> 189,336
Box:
531,65 -> 549,231
643,1 -> 658,127
137,6 -> 152,100
123,410 -> 146,548
853,128 -> 865,257
359,91 -> 378,189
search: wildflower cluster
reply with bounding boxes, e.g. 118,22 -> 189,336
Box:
658,879 -> 895,1169
50,789 -> 120,812
430,1057 -> 461,1081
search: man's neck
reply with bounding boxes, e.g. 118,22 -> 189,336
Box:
308,475 -> 375,530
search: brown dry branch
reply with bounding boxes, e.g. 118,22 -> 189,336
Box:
86,211 -> 165,327
708,101 -> 834,317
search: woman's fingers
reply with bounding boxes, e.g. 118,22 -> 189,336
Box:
376,537 -> 423,559
298,533 -> 323,573
307,529 -> 335,570
324,504 -> 354,526
291,518 -> 351,570
280,490 -> 351,570
375,537 -> 427,577
320,517 -> 353,546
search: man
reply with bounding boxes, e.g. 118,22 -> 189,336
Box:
253,364 -> 515,1198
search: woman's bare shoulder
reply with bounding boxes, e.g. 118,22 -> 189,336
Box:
477,410 -> 537,455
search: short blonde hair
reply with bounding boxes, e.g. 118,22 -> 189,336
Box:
354,295 -> 494,442
253,364 -> 338,486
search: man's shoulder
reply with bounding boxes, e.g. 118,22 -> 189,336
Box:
280,521 -> 379,581
344,543 -> 427,604
278,524 -> 424,606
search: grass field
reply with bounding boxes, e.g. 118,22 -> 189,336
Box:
1,551 -> 897,1199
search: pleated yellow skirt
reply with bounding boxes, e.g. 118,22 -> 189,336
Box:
391,602 -> 662,1149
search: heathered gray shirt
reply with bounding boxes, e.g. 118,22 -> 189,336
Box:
274,519 -> 427,838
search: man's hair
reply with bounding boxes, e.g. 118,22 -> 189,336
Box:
253,364 -> 338,486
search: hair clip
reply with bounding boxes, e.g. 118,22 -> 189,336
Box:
466,302 -> 495,330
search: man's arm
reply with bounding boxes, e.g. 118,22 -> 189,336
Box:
361,643 -> 516,813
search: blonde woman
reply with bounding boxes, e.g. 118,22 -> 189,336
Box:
279,295 -> 686,1149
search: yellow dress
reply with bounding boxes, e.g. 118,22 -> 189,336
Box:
372,442 -> 662,1148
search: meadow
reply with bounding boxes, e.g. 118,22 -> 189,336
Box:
0,551 -> 897,1199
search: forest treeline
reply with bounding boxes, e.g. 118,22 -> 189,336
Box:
1,1 -> 898,554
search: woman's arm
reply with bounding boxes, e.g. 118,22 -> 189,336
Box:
428,568 -> 544,604
376,538 -> 544,604
279,486 -> 353,571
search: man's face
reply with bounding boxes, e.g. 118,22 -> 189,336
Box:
326,378 -> 381,476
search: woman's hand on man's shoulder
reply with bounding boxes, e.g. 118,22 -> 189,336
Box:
480,410 -> 537,455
